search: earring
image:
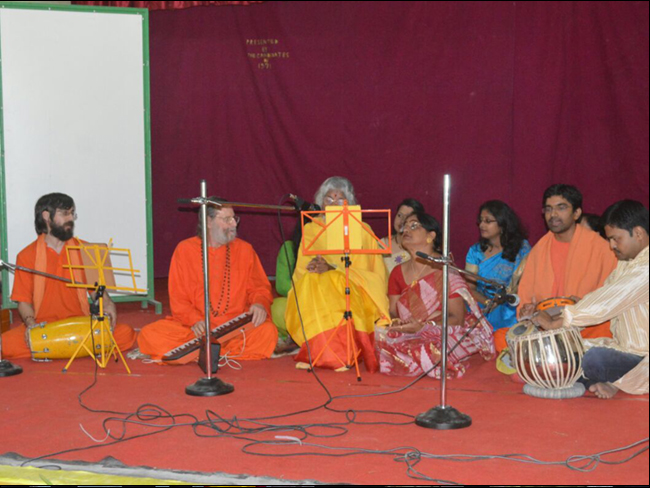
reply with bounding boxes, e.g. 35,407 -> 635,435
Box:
426,237 -> 433,244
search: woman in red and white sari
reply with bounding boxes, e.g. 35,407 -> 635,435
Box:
376,211 -> 495,379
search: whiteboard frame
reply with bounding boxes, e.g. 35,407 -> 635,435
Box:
0,2 -> 158,312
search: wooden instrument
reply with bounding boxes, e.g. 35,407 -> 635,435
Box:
28,316 -> 112,360
162,312 -> 253,364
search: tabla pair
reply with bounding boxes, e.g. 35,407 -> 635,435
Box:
506,297 -> 586,398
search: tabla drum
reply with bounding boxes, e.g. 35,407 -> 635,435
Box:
536,297 -> 576,318
512,326 -> 585,399
27,316 -> 111,360
505,319 -> 537,353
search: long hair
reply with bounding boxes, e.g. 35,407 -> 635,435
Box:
34,193 -> 75,235
478,200 -> 528,262
313,176 -> 357,209
581,212 -> 606,238
395,198 -> 425,232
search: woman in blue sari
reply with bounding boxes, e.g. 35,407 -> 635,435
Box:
465,201 -> 530,339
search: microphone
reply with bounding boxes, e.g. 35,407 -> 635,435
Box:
415,251 -> 451,264
493,291 -> 520,307
505,293 -> 520,306
289,194 -> 321,212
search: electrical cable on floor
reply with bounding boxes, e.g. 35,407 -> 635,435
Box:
18,193 -> 649,485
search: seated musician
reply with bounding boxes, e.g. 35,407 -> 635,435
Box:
2,193 -> 136,358
515,184 -> 617,348
535,200 -> 649,399
376,211 -> 495,379
284,176 -> 390,372
137,202 -> 277,362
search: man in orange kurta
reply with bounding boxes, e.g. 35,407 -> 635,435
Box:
2,193 -> 136,358
138,205 -> 277,362
501,185 -> 617,353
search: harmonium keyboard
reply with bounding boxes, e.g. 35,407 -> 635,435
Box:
162,312 -> 253,365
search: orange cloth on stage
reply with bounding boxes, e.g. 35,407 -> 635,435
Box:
138,237 -> 277,361
493,327 -> 508,353
3,235 -> 136,359
517,225 -> 617,340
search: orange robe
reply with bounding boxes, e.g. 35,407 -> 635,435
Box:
2,235 -> 136,359
501,225 -> 617,351
138,237 -> 277,361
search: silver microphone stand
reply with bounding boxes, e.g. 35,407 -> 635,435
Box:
415,174 -> 472,430
180,180 -> 296,397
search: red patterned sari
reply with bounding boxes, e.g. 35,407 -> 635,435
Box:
376,268 -> 495,379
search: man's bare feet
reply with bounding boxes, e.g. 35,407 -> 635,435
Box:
589,382 -> 619,399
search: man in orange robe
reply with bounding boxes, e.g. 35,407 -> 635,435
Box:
2,193 -> 136,358
496,184 -> 617,353
137,204 -> 277,362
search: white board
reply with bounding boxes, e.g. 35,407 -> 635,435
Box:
0,5 -> 152,302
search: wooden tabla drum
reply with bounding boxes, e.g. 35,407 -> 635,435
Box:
512,326 -> 586,399
27,316 -> 111,360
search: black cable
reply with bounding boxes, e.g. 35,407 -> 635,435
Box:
17,193 -> 647,486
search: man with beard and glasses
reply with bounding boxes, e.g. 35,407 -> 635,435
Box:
516,184 -> 618,341
136,203 -> 277,363
535,200 -> 648,399
2,193 -> 136,358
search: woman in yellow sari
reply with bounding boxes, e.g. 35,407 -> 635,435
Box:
285,177 -> 390,372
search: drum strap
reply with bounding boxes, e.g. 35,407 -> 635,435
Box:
34,235 -> 90,317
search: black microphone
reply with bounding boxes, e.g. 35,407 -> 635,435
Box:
415,251 -> 450,264
504,293 -> 520,306
289,194 -> 321,212
493,291 -> 520,307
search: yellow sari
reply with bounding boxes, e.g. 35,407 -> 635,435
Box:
285,220 -> 390,371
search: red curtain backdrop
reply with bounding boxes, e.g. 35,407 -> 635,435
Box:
72,1 -> 262,10
137,1 -> 647,277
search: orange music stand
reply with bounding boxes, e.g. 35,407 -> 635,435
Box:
300,202 -> 391,380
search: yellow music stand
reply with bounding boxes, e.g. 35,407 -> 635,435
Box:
61,239 -> 146,374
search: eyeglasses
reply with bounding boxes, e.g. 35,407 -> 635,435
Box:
215,215 -> 240,225
476,218 -> 497,226
323,196 -> 346,206
401,221 -> 423,232
56,209 -> 78,220
542,204 -> 571,215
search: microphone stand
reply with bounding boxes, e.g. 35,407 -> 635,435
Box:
415,175 -> 472,430
179,182 -> 297,397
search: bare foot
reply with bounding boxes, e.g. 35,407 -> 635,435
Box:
589,382 -> 619,399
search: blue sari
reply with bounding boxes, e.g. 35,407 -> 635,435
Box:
465,240 -> 531,330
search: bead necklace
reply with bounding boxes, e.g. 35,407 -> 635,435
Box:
209,244 -> 231,317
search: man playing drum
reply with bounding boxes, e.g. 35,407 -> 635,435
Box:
516,184 -> 618,344
1,193 -> 137,358
536,200 -> 649,399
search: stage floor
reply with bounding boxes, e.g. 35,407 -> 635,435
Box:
1,290 -> 648,485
